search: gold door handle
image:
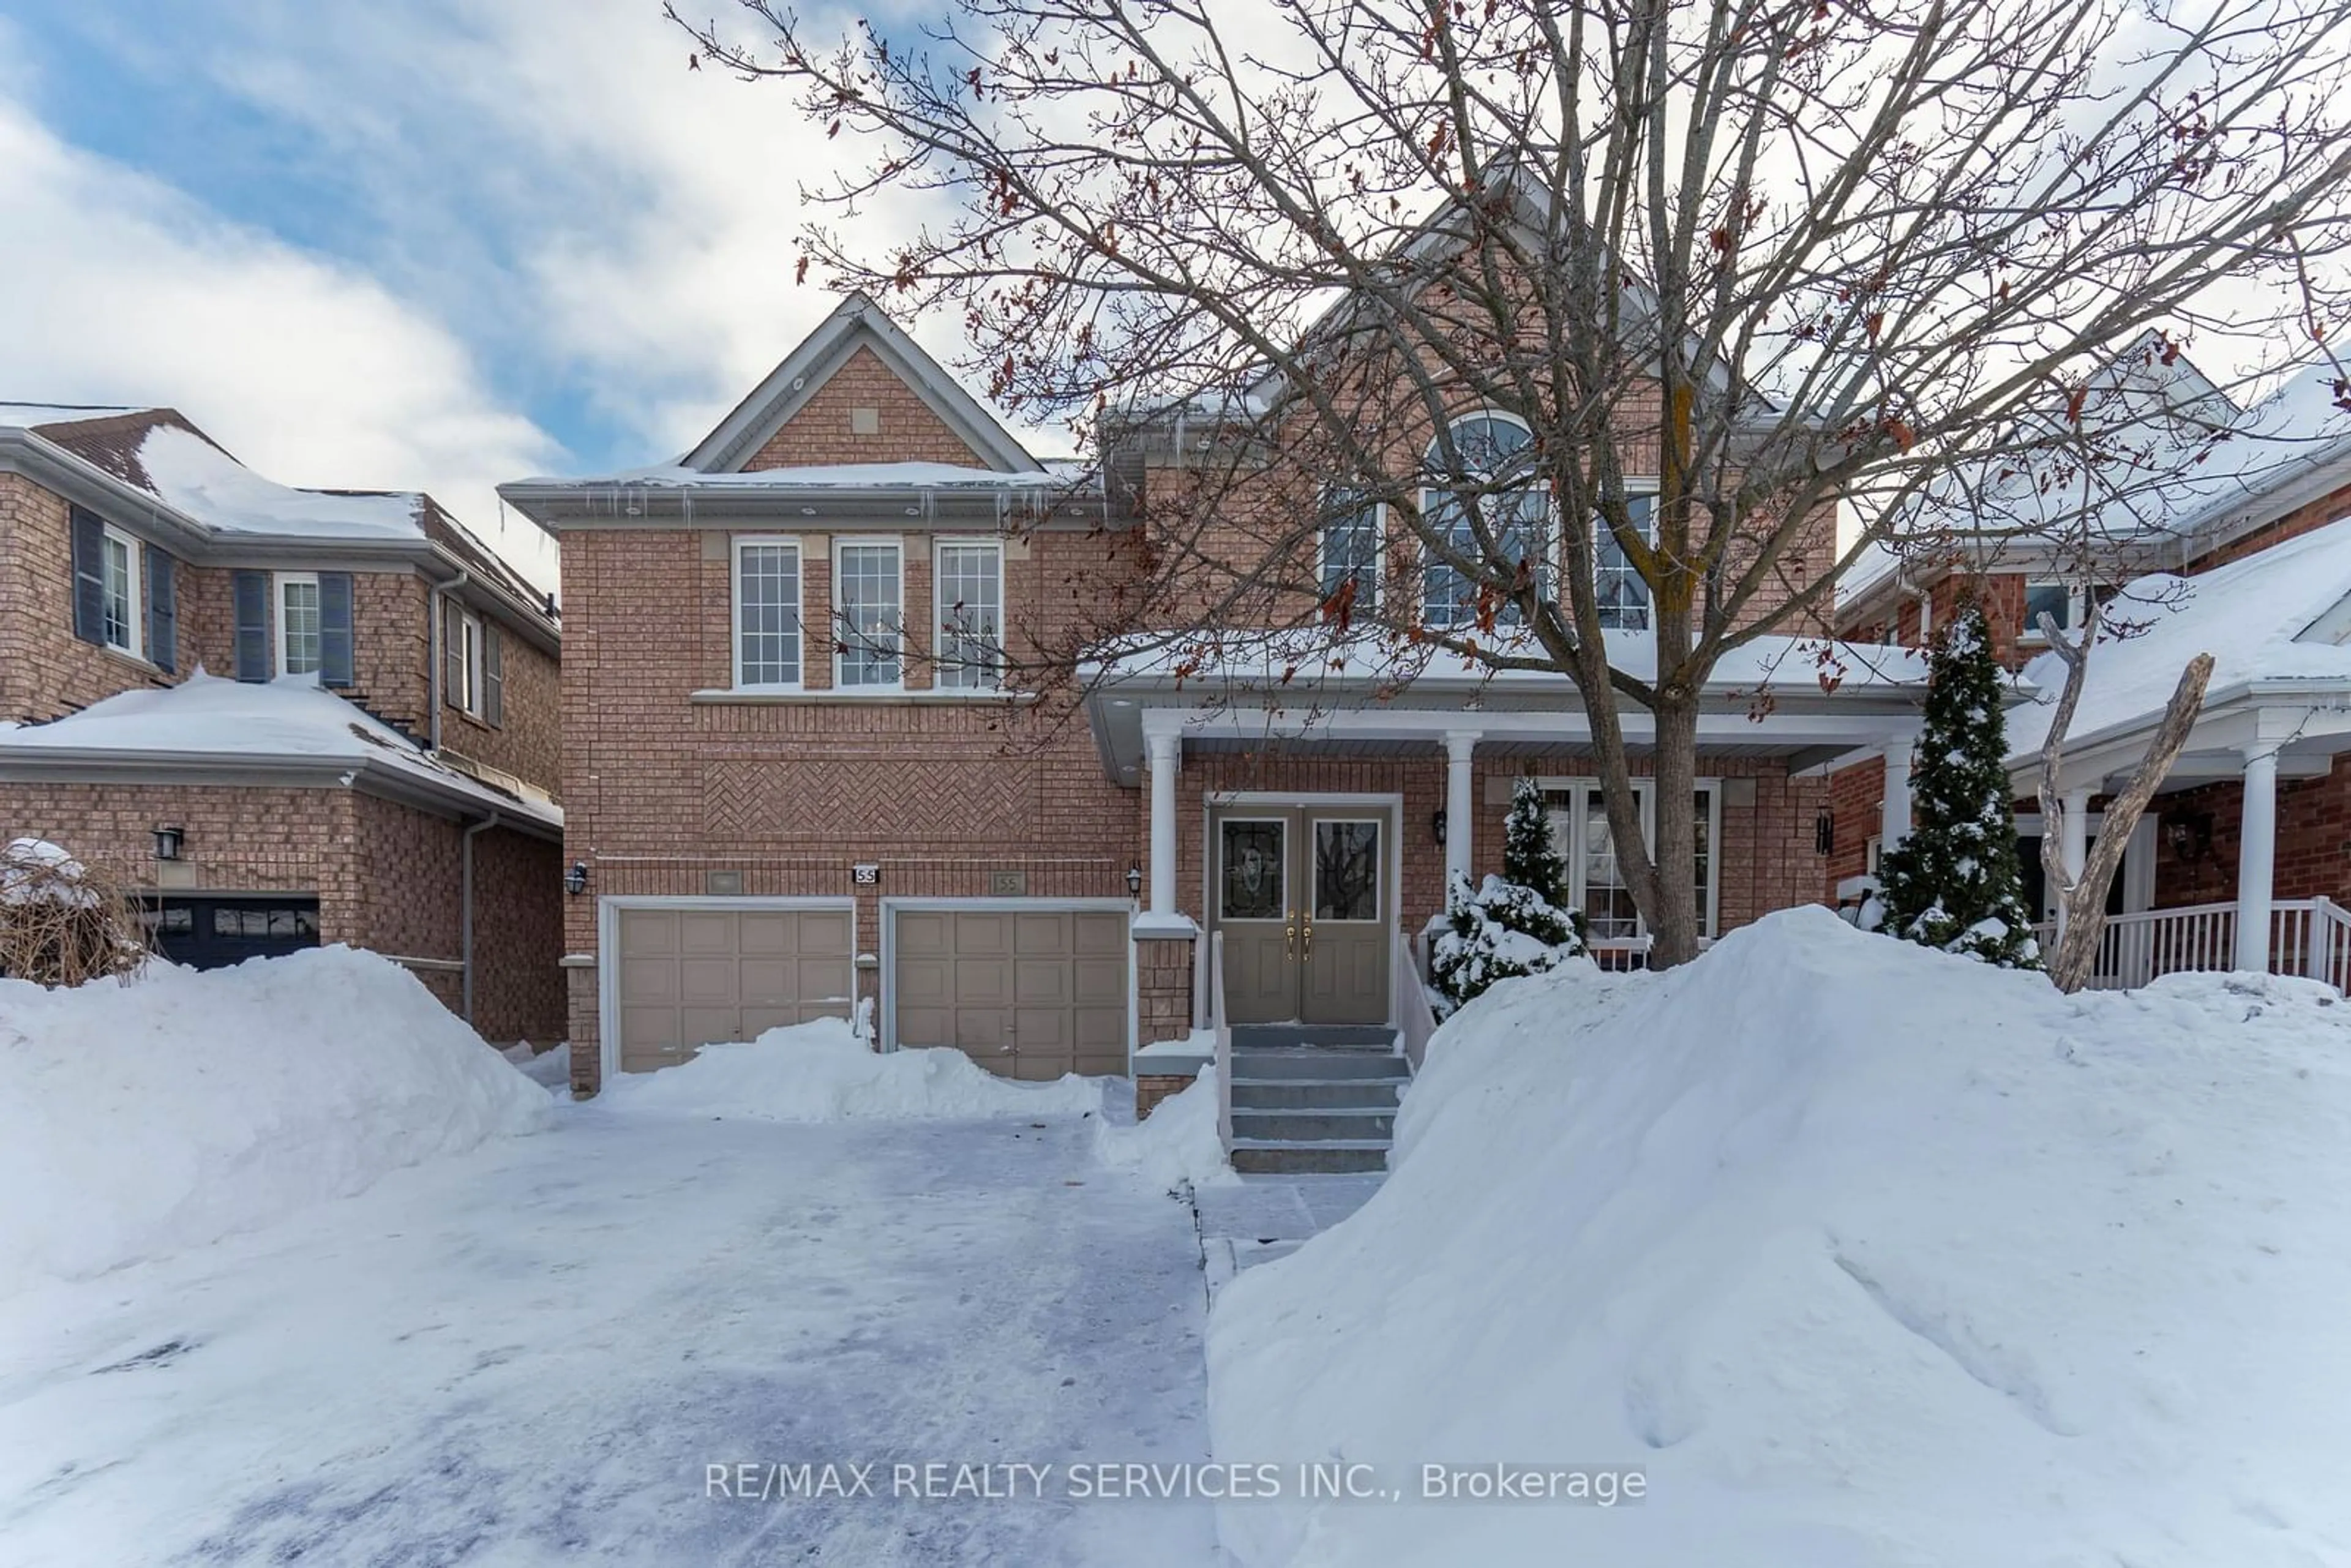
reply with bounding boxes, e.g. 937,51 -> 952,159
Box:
1302,913 -> 1314,958
1284,909 -> 1297,959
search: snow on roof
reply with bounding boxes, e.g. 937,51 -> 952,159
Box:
0,673 -> 558,827
136,424 -> 424,540
510,459 -> 1076,491
2007,515 -> 2351,758
1090,626 -> 1932,694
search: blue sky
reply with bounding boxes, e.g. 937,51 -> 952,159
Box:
0,1 -> 967,591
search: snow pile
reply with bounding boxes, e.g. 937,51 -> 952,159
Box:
1209,907 -> 2351,1567
0,947 -> 553,1292
1095,1065 -> 1239,1190
0,837 -> 93,907
597,1019 -> 1104,1122
500,1039 -> 573,1093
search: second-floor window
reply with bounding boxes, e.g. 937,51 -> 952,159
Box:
100,524 -> 140,656
452,610 -> 484,715
934,538 -> 1003,689
734,538 -> 804,688
1319,493 -> 1382,610
835,539 -> 903,688
1595,492 -> 1657,631
1422,415 -> 1549,629
277,573 -> 321,676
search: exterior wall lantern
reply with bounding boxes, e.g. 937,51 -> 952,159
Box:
1814,810 -> 1834,857
1125,865 -> 1143,898
564,860 -> 590,896
151,825 -> 185,861
1430,808 -> 1447,847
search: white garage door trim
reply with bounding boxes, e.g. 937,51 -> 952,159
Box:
596,895 -> 860,1083
880,898 -> 1136,1072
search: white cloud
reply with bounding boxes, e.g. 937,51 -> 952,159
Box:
0,88 -> 564,592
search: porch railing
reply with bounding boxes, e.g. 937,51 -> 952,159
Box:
2031,897 -> 2351,991
1395,929 -> 1442,1074
1209,929 -> 1234,1153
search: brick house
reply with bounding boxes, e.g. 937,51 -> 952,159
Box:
504,293 -> 1947,1102
1829,353 -> 2351,985
0,403 -> 566,1044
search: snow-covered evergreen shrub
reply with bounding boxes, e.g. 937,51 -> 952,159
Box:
1875,602 -> 2040,967
1430,781 -> 1588,1014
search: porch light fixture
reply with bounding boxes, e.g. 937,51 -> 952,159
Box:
2166,813 -> 2214,863
564,860 -> 590,896
1814,810 -> 1834,857
1430,808 -> 1447,847
1125,865 -> 1143,897
151,825 -> 184,862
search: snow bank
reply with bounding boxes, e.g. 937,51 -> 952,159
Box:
1209,907 -> 2351,1567
1095,1065 -> 1239,1190
0,947 -> 553,1292
596,1019 -> 1105,1122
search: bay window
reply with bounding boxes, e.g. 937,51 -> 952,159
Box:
1540,781 -> 1720,942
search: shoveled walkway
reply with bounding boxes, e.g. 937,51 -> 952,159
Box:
0,1107 -> 1219,1567
1193,1174 -> 1387,1302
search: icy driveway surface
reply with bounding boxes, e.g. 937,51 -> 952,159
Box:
0,1106 -> 1218,1566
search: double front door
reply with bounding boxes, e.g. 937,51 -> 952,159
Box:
1212,805 -> 1392,1026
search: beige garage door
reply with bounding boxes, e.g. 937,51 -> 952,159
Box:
893,907 -> 1128,1079
614,904 -> 855,1074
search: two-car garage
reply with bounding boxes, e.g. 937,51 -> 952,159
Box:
602,898 -> 1130,1081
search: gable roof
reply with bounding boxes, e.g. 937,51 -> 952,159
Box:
684,292 -> 1038,475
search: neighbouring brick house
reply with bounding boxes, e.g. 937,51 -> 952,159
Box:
1830,347 -> 2351,985
504,291 -> 1945,1103
0,403 -> 566,1045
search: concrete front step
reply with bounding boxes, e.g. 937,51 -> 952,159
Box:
1230,1139 -> 1391,1174
1231,1107 -> 1396,1142
1228,1049 -> 1411,1082
1229,1078 -> 1403,1110
1231,1024 -> 1398,1050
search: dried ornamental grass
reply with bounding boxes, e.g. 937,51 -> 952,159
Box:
0,838 -> 145,988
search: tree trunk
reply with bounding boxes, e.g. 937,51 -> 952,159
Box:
2042,652 -> 2214,992
1644,691 -> 1704,967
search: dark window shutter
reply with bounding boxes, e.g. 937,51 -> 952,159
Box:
145,547 -> 177,673
233,571 -> 269,681
70,508 -> 105,645
484,623 -> 504,727
319,571 -> 354,688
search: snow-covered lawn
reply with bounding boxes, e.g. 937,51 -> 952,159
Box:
0,1106 -> 1217,1566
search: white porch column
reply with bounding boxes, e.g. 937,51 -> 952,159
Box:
1146,731 -> 1180,918
2055,788 -> 2091,940
1444,730 -> 1480,895
1880,737 -> 1915,850
2233,743 -> 2281,973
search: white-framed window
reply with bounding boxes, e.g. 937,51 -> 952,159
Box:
733,536 -> 804,689
1319,492 -> 1382,610
1594,490 -> 1659,630
934,537 -> 1003,689
276,572 -> 321,676
444,606 -> 484,716
1422,413 -> 1550,629
99,523 -> 140,657
834,538 -> 904,688
2019,578 -> 2071,642
1539,780 -> 1720,942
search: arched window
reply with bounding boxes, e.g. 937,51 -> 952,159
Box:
1420,414 -> 1550,629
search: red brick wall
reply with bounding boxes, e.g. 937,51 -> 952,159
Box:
742,345 -> 986,471
0,778 -> 562,1043
1135,932 -> 1198,1045
0,473 -> 176,721
1824,757 -> 1885,892
2192,478 -> 2351,572
2148,769 -> 2351,910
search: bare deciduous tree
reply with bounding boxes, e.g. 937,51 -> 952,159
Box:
670,0 -> 2351,966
